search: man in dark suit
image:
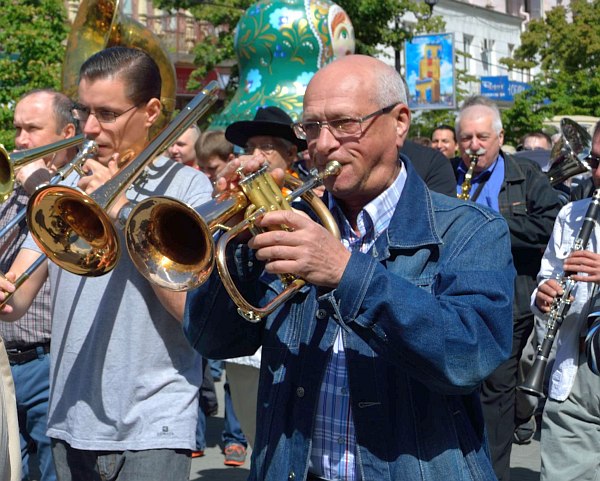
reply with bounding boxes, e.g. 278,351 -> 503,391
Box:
401,140 -> 456,197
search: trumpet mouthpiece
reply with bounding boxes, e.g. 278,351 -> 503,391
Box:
322,161 -> 342,179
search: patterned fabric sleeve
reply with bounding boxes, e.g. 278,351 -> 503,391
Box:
585,291 -> 600,375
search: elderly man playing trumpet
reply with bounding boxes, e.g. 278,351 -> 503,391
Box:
184,54 -> 515,481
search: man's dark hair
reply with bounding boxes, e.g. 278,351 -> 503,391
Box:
79,46 -> 161,105
432,124 -> 456,142
18,89 -> 78,135
519,131 -> 552,150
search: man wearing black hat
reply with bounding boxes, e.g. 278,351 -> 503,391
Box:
222,106 -> 306,453
226,106 -> 306,175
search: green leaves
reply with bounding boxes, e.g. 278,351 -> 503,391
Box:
501,0 -> 600,144
0,0 -> 68,149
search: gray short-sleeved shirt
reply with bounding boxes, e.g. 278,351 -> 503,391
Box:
24,156 -> 212,450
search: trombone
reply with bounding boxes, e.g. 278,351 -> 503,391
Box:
0,134 -> 85,202
0,140 -> 98,309
0,140 -> 98,244
25,82 -> 219,277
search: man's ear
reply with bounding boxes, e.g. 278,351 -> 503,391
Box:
498,129 -> 505,147
63,122 -> 76,139
144,98 -> 162,127
395,104 -> 411,147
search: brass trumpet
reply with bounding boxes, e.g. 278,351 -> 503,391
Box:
25,82 -> 219,277
0,134 -> 85,202
125,162 -> 341,322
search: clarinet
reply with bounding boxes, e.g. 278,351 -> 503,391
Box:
518,189 -> 600,397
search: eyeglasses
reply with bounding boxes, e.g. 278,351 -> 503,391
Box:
586,153 -> 600,169
293,102 -> 400,141
71,103 -> 140,124
243,143 -> 280,155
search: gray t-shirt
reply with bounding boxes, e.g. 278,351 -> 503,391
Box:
23,156 -> 212,450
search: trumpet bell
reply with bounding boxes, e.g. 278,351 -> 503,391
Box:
125,197 -> 215,291
26,185 -> 120,276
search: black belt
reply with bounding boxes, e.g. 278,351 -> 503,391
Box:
6,342 -> 51,365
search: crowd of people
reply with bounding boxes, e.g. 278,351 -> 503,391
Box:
0,45 -> 599,481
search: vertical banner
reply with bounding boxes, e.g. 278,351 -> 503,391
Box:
405,33 -> 455,110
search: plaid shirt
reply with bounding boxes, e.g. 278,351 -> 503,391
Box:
0,187 -> 52,348
309,166 -> 407,481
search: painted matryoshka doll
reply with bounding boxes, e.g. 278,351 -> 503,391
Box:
210,0 -> 355,129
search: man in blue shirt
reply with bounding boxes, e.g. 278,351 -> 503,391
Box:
453,95 -> 562,481
185,56 -> 516,481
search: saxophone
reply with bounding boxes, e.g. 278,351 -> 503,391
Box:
457,148 -> 486,201
519,189 -> 600,397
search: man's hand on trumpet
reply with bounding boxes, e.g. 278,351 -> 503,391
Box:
213,153 -> 285,195
249,209 -> 350,289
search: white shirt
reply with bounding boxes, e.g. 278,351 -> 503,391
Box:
531,197 -> 600,400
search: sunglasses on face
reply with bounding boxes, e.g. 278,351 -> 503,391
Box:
586,154 -> 600,170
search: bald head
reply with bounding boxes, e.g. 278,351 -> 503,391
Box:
14,89 -> 77,170
306,55 -> 407,108
300,54 -> 411,221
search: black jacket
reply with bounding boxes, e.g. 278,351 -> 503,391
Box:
401,140 -> 457,197
453,151 -> 562,319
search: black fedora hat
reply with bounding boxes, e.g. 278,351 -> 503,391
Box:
225,106 -> 307,151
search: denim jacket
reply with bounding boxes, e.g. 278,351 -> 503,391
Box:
184,158 -> 515,481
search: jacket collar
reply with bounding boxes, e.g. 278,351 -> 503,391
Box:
324,154 -> 442,255
386,155 -> 443,249
501,150 -> 527,183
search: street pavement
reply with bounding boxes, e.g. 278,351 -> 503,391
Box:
191,379 -> 541,481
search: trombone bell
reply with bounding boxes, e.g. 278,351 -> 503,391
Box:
26,185 -> 120,276
125,197 -> 216,290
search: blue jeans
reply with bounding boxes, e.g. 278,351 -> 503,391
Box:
195,406 -> 206,451
11,350 -> 56,481
195,379 -> 247,450
222,379 -> 247,448
51,439 -> 191,481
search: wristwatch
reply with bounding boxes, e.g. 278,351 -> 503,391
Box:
116,202 -> 134,230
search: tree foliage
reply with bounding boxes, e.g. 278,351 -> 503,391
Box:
0,0 -> 69,149
501,0 -> 600,144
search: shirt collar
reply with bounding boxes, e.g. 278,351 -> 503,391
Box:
328,165 -> 407,251
457,154 -> 503,182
